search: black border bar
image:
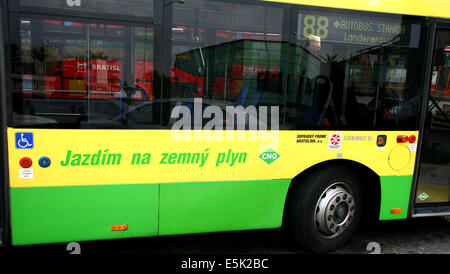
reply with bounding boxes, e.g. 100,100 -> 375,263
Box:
0,0 -> 11,247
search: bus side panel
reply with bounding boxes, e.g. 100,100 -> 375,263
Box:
379,175 -> 413,220
159,180 -> 290,236
7,128 -> 419,243
10,184 -> 158,245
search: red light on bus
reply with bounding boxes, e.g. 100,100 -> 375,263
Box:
397,135 -> 409,143
19,157 -> 32,168
409,135 -> 416,143
390,208 -> 402,214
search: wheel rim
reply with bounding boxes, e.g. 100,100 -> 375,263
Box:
314,182 -> 355,239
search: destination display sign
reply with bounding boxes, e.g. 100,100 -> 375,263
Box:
297,11 -> 421,48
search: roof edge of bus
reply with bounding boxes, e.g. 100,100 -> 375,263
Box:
264,0 -> 450,19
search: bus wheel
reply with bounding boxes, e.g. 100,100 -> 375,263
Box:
290,166 -> 363,253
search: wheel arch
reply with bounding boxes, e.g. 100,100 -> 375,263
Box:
281,159 -> 381,229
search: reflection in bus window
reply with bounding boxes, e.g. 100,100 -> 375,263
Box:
429,33 -> 450,127
11,2 -> 428,130
166,0 -> 285,129
165,2 -> 425,130
288,10 -> 424,129
11,16 -> 154,127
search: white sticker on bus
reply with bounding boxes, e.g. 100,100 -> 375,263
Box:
19,168 -> 33,179
328,133 -> 342,150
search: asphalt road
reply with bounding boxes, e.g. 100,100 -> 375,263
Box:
3,216 -> 449,255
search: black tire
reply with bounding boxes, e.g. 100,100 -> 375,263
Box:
289,165 -> 363,253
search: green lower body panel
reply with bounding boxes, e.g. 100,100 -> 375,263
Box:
379,175 -> 413,220
159,179 -> 291,236
10,179 -> 291,245
10,184 -> 159,245
10,175 -> 413,245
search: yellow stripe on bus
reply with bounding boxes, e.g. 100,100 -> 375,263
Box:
264,0 -> 450,19
8,128 -> 417,188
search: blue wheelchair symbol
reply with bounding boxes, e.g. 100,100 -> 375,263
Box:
16,132 -> 34,149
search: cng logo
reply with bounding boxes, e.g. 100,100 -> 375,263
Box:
259,148 -> 280,165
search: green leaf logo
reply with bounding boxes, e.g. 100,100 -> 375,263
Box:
259,149 -> 280,165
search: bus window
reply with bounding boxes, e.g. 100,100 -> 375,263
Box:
164,0 -> 286,130
11,15 -> 155,127
164,1 -> 426,130
286,8 -> 425,130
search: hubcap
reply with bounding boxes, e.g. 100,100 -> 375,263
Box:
314,183 -> 355,239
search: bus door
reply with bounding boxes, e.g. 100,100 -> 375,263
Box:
415,27 -> 450,207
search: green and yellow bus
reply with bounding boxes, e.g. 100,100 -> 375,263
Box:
0,0 -> 449,253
